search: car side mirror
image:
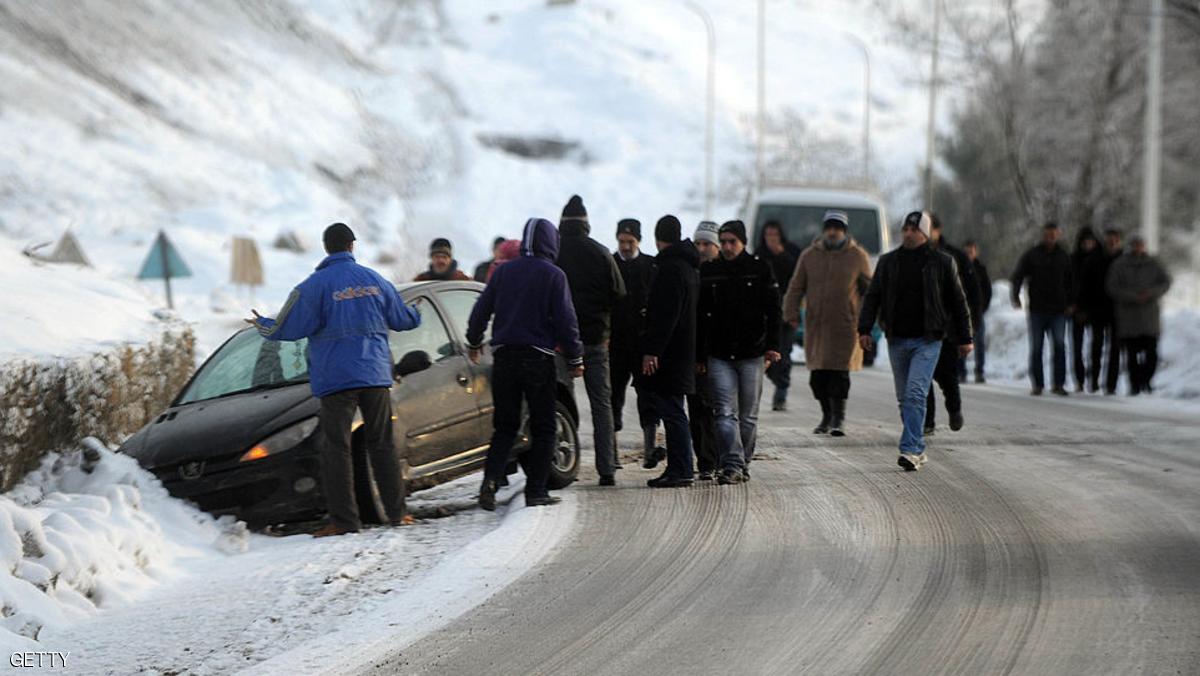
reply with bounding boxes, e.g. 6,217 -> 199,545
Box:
395,350 -> 433,378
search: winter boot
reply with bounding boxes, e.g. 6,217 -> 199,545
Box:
828,399 -> 847,437
478,478 -> 498,512
813,399 -> 832,434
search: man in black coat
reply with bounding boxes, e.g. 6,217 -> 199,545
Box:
1094,228 -> 1125,394
962,240 -> 992,383
638,215 -> 700,488
1011,222 -> 1075,396
557,195 -> 627,485
609,218 -> 663,469
756,220 -> 802,411
698,220 -> 782,484
925,214 -> 980,433
1070,226 -> 1105,392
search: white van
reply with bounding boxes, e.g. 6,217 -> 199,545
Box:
743,187 -> 891,258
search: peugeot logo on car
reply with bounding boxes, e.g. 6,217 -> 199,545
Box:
179,461 -> 205,481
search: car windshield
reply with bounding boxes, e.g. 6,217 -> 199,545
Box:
754,205 -> 882,255
178,330 -> 309,404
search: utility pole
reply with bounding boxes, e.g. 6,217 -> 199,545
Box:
1141,0 -> 1163,252
844,32 -> 872,187
756,0 -> 766,192
685,1 -> 716,219
923,0 -> 942,210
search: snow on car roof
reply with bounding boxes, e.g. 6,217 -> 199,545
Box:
755,187 -> 885,209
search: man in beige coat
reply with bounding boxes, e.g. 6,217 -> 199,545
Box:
782,211 -> 873,436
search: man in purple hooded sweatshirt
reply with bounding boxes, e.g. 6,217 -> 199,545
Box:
467,218 -> 585,510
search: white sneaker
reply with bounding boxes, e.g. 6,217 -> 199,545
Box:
898,452 -> 926,471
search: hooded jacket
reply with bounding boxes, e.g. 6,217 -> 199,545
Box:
698,250 -> 783,362
636,239 -> 700,395
466,218 -> 584,366
256,252 -> 421,398
556,218 -> 626,345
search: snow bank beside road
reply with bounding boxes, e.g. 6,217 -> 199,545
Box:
0,440 -> 238,653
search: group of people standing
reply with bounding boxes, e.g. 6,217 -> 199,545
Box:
1009,223 -> 1173,396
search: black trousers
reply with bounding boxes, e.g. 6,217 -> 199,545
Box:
318,387 -> 404,531
483,347 -> 557,500
1123,335 -> 1159,395
766,324 -> 794,402
926,342 -> 962,426
688,371 -> 719,473
611,349 -> 658,431
808,369 -> 850,400
1073,315 -> 1121,392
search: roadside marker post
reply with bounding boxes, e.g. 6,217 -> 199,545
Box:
138,230 -> 192,309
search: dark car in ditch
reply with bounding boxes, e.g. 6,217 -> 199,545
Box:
118,280 -> 581,528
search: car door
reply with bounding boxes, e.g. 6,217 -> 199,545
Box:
389,295 -> 484,472
431,287 -> 495,420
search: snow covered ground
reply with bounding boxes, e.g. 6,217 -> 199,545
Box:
2,440 -> 573,673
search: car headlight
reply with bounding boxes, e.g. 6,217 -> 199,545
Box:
240,417 -> 319,462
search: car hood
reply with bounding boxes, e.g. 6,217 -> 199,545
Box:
120,385 -> 320,468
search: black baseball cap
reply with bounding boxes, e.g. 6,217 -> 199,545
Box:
323,222 -> 356,252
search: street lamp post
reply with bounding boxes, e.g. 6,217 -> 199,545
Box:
685,1 -> 716,220
923,0 -> 942,210
1141,0 -> 1163,252
756,0 -> 766,192
843,32 -> 872,187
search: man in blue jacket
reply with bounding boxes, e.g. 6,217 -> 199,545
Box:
467,217 -> 584,511
247,222 -> 421,537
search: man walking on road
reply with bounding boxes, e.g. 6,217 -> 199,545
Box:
557,195 -> 627,486
1106,235 -> 1172,396
1094,228 -> 1125,394
758,221 -> 802,411
638,215 -> 701,488
467,218 -> 585,510
610,218 -> 662,471
1010,222 -> 1075,396
962,240 -> 992,383
248,223 -> 421,537
858,211 -> 973,472
925,214 -> 980,433
1070,227 -> 1105,392
782,210 -> 872,437
698,220 -> 782,485
690,221 -> 722,480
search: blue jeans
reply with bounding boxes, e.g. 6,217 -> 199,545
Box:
644,391 -> 694,479
886,337 -> 942,454
707,357 -> 764,472
1028,312 -> 1067,390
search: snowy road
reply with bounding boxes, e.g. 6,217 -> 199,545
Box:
370,369 -> 1200,675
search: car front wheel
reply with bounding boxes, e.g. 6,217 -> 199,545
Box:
546,400 -> 579,490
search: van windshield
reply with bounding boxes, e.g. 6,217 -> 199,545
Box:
753,205 -> 883,255
177,330 -> 310,404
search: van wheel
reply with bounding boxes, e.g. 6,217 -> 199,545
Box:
546,401 -> 580,490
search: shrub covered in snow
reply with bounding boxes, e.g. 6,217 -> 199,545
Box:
0,327 -> 195,492
0,439 -> 243,652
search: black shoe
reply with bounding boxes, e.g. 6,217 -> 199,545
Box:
1031,387 -> 1044,396
1051,387 -> 1070,397
526,495 -> 562,507
697,469 -> 716,481
647,474 -> 693,488
599,475 -> 615,487
924,423 -> 936,436
975,372 -> 986,384
642,446 -> 667,469
742,466 -> 751,481
479,479 -> 498,512
717,468 -> 746,485
829,399 -> 846,437
813,398 -> 832,434
772,401 -> 787,412
949,410 -> 964,431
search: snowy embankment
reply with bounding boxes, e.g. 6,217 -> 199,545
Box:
2,441 -> 573,672
982,281 -> 1200,400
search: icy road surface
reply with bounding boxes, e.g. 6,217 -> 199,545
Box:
371,369 -> 1200,675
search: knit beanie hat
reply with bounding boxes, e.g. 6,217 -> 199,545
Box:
655,215 -> 682,244
430,237 -> 453,257
616,218 -> 642,241
903,211 -> 932,239
694,221 -> 720,246
561,195 -> 588,222
719,220 -> 748,245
